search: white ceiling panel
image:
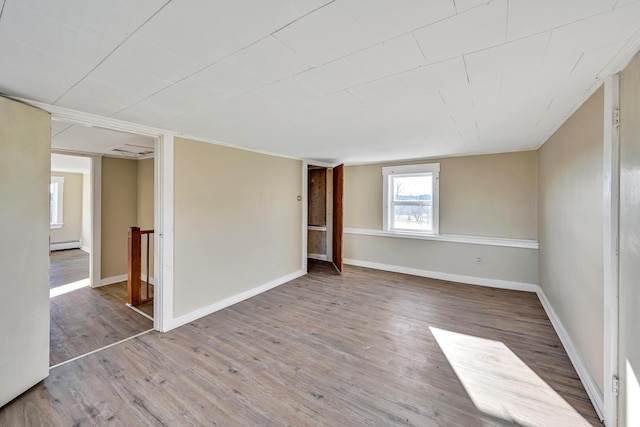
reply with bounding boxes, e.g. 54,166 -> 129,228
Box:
52,124 -> 154,156
413,0 -> 507,64
51,153 -> 91,174
507,0 -> 617,41
273,1 -> 380,66
350,57 -> 468,103
544,2 -> 640,62
106,36 -> 202,83
464,33 -> 550,82
191,61 -> 267,98
134,0 -> 301,68
16,0 -> 165,44
0,2 -> 115,67
0,0 -> 638,163
0,36 -> 90,102
295,34 -> 426,95
225,36 -> 314,83
252,78 -> 322,106
342,0 -> 456,41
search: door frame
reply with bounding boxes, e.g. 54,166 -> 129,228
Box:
37,102 -> 175,333
302,160 -> 342,273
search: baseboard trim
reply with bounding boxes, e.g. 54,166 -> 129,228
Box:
140,274 -> 155,285
536,288 -> 604,421
343,258 -> 538,292
98,274 -> 128,287
50,240 -> 82,251
308,253 -> 327,261
166,269 -> 306,331
80,245 -> 91,253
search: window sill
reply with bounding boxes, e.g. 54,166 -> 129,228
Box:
344,227 -> 539,249
50,223 -> 63,229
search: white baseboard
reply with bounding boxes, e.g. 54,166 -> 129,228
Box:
167,269 -> 306,331
536,288 -> 604,421
308,253 -> 327,261
343,258 -> 538,292
50,239 -> 82,251
80,245 -> 91,253
98,274 -> 128,287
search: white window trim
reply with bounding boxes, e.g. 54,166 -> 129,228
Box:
50,176 -> 64,229
382,163 -> 440,235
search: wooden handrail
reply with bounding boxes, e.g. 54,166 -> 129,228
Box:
127,226 -> 154,306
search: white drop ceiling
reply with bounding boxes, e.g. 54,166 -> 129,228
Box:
1,0 -> 639,164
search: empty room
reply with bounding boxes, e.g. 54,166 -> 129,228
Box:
1,1 -> 639,426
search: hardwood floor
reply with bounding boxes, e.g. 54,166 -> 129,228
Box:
49,249 -> 89,289
50,282 -> 153,366
3,261 -> 600,426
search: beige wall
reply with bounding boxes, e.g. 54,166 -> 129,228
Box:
138,158 -> 154,278
619,52 -> 640,427
82,172 -> 91,251
50,171 -> 83,244
0,97 -> 50,406
538,86 -> 604,394
173,137 -> 302,318
344,151 -> 537,238
343,151 -> 539,285
101,157 -> 138,279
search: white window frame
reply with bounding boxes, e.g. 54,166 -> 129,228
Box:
50,176 -> 64,229
382,163 -> 440,235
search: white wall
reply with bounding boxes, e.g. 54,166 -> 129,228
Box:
537,86 -> 605,396
0,96 -> 51,406
343,151 -> 539,287
172,137 -> 303,320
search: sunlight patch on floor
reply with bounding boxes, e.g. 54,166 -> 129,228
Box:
50,278 -> 90,298
430,327 -> 591,427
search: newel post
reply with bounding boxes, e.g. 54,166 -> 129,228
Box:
128,226 -> 141,305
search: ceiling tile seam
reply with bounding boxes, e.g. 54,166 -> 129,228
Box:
270,0 -> 336,35
452,0 -> 459,14
504,0 -> 510,42
411,32 -> 428,62
0,0 -> 6,22
539,30 -> 554,65
462,55 -> 471,84
52,0 -> 174,105
569,53 -> 585,74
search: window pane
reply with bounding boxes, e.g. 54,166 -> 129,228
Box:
392,204 -> 432,231
50,183 -> 57,224
393,175 -> 432,202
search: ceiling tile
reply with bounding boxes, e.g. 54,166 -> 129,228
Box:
159,78 -> 226,107
17,0 -> 166,44
87,59 -> 172,101
295,34 -> 426,95
225,36 -> 314,83
464,33 -> 550,81
191,61 -> 267,98
454,0 -> 498,13
0,35 -> 89,102
273,1 -> 379,66
252,78 -> 322,106
413,0 -> 507,64
350,56 -> 468,103
134,0 -> 301,68
544,2 -> 640,61
507,0 -> 617,41
342,0 -> 456,40
107,36 -> 202,83
0,2 -> 115,66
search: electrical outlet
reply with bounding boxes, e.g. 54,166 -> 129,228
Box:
476,256 -> 483,265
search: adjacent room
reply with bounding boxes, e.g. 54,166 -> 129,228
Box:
1,1 -> 639,426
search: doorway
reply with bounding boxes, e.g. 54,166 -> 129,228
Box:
306,164 -> 344,273
49,122 -> 157,367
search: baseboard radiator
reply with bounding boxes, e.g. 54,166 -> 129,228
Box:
50,239 -> 82,251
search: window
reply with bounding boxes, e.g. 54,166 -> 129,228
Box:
383,163 -> 439,234
50,176 -> 64,229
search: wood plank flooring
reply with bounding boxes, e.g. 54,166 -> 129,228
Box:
49,249 -> 89,289
50,282 -> 153,366
3,260 -> 601,426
